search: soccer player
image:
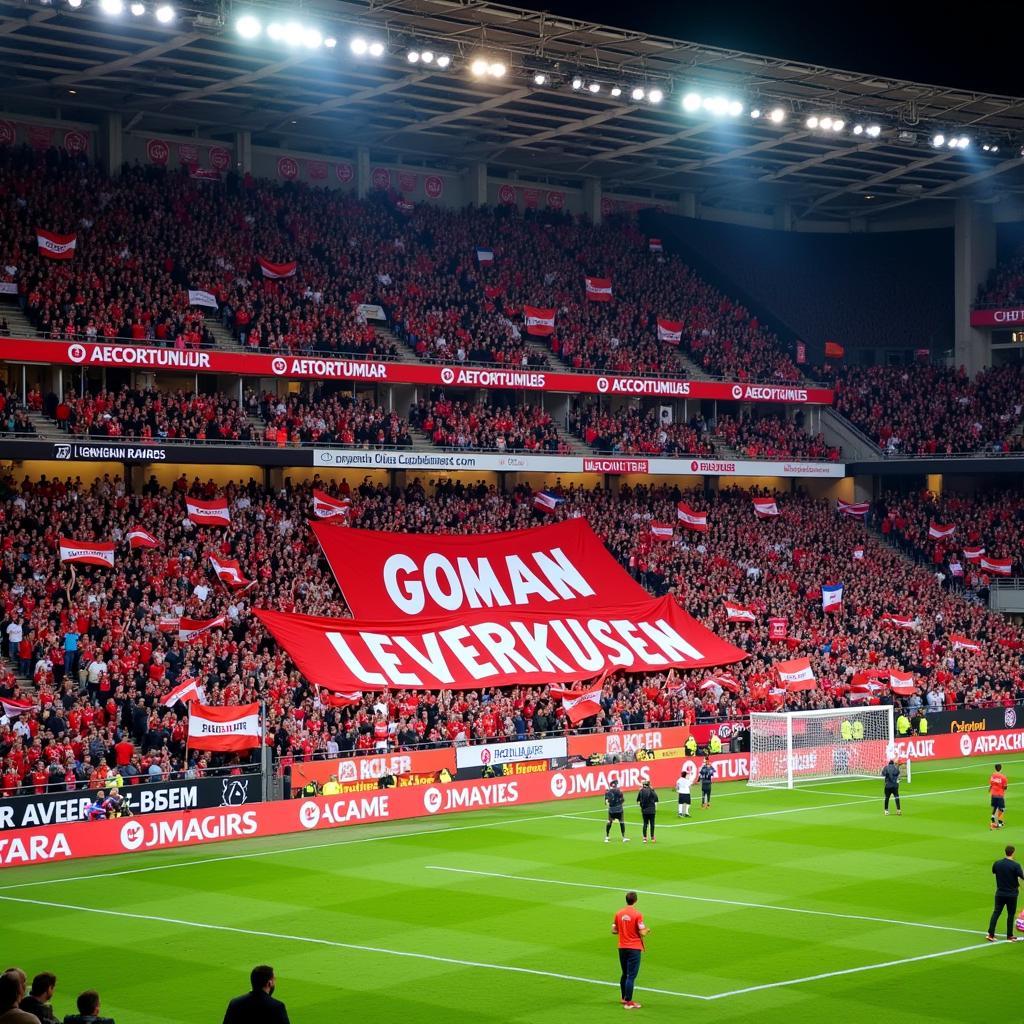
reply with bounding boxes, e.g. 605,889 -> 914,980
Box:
676,766 -> 694,818
990,763 -> 1009,830
698,757 -> 715,808
604,779 -> 629,843
636,781 -> 659,843
987,844 -> 1023,942
612,890 -> 649,1009
881,759 -> 902,816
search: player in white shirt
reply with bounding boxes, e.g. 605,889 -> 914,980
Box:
675,766 -> 695,818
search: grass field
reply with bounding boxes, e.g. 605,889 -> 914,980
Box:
1,755 -> 1020,1023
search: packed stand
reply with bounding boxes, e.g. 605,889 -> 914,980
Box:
256,389 -> 412,448
831,363 -> 1024,454
570,405 -> 714,456
408,396 -> 568,452
4,472 -> 1024,795
976,247 -> 1024,307
715,412 -> 840,461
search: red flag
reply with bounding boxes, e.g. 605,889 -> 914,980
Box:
127,525 -> 159,549
187,703 -> 261,751
36,229 -> 77,259
950,634 -> 981,653
550,675 -> 607,724
258,257 -> 297,279
824,341 -> 845,360
186,496 -> 231,526
313,490 -> 351,520
0,697 -> 39,718
318,688 -> 363,708
723,600 -> 756,623
837,500 -> 870,518
676,502 -> 708,532
963,545 -> 985,562
59,538 -> 115,568
648,239 -> 663,253
768,617 -> 788,640
584,276 -> 613,302
656,319 -> 682,343
882,613 -> 918,630
980,556 -> 1012,576
523,305 -> 556,336
209,555 -> 253,591
178,615 -> 228,643
928,522 -> 955,540
853,546 -> 865,561
889,670 -> 915,697
650,522 -> 674,541
160,678 -> 207,706
752,497 -> 780,518
776,656 -> 815,691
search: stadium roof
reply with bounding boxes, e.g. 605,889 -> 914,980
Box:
4,0 -> 1024,223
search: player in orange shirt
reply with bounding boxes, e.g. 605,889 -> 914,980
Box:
990,763 -> 1009,830
612,891 -> 650,1010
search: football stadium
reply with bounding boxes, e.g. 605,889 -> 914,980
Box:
1,1 -> 1024,1020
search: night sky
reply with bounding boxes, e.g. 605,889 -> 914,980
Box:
514,0 -> 1023,97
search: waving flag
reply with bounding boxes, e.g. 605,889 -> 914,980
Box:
127,525 -> 160,550
980,556 -> 1012,576
524,305 -> 556,336
210,555 -> 253,591
752,497 -> 780,519
550,677 -> 607,724
656,318 -> 682,343
928,522 -> 955,540
318,688 -> 363,709
59,538 -> 115,568
186,496 -> 230,526
776,656 -> 816,691
950,634 -> 981,653
853,546 -> 865,560
848,680 -> 884,702
949,560 -> 964,577
187,702 -> 261,752
821,583 -> 844,613
768,617 -> 788,640
533,489 -> 565,514
677,502 -> 708,532
584,276 -> 613,302
258,257 -> 297,279
313,490 -> 351,520
889,670 -> 916,696
703,671 -> 741,695
963,545 -> 985,562
0,697 -> 38,718
160,678 -> 207,707
837,500 -> 870,519
36,229 -> 77,260
475,247 -> 494,263
723,600 -> 756,623
178,615 -> 228,643
650,522 -> 674,541
648,238 -> 663,253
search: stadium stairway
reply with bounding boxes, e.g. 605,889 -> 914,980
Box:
0,301 -> 37,341
204,319 -> 239,350
671,347 -> 713,380
820,407 -> 883,461
25,413 -> 64,439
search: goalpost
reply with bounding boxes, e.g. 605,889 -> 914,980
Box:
748,705 -> 896,789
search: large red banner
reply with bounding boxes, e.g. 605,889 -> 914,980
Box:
312,518 -> 649,618
4,728 -> 1020,867
255,596 -> 748,693
0,340 -> 833,405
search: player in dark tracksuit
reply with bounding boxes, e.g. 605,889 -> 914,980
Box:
698,758 -> 715,808
882,759 -> 902,815
637,781 -> 659,843
605,779 -> 629,842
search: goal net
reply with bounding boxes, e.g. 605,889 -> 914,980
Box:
748,705 -> 895,788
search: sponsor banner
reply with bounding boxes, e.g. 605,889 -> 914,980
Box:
9,731 -> 1024,865
566,726 -> 690,758
971,308 -> 1024,327
290,749 -> 456,791
310,518 -> 650,617
689,721 -> 745,745
256,595 -> 748,693
583,457 -> 650,474
0,775 -> 260,832
921,707 -> 1020,734
53,442 -> 168,462
455,737 -> 567,769
0,340 -> 834,405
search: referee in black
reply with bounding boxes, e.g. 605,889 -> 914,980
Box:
637,781 -> 659,843
881,759 -> 902,816
987,844 -> 1023,942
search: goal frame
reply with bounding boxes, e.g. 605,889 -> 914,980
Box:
748,705 -> 895,789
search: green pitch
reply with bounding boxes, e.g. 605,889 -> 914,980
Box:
1,756 -> 1018,1023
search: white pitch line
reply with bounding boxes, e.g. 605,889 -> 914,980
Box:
0,893 -> 711,1002
705,942 -> 995,999
0,810 -> 571,892
425,866 -> 984,937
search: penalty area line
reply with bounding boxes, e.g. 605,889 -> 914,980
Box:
0,893 -> 711,1002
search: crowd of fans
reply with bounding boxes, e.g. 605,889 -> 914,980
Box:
408,396 -> 568,452
715,413 -> 840,461
570,405 -> 714,456
977,248 -> 1024,307
830,363 -> 1024,454
256,389 -> 412,448
2,472 -> 1022,797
